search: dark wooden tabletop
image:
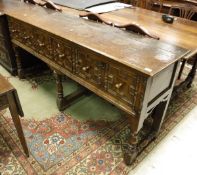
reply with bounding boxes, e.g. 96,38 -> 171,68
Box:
0,0 -> 189,76
102,8 -> 197,50
54,2 -> 197,51
59,5 -> 197,52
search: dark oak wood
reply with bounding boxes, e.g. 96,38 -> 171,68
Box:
92,6 -> 197,90
0,0 -> 191,165
0,74 -> 29,157
0,11 -> 49,78
79,12 -> 159,39
114,23 -> 160,39
0,14 -> 16,75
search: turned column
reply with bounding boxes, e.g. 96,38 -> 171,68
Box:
53,70 -> 64,111
123,116 -> 139,165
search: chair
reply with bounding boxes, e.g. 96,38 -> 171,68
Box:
168,3 -> 197,19
145,0 -> 163,12
168,4 -> 197,80
0,74 -> 29,156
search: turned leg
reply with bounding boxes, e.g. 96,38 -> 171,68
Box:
178,59 -> 186,80
7,92 -> 29,157
172,55 -> 197,98
13,45 -> 24,79
123,132 -> 139,165
53,68 -> 88,111
53,70 -> 64,111
123,99 -> 170,165
123,116 -> 139,165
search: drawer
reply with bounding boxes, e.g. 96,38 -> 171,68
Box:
32,32 -> 74,73
8,18 -> 73,73
107,64 -> 145,109
51,37 -> 73,72
76,51 -> 107,89
9,19 -> 33,47
10,21 -> 36,50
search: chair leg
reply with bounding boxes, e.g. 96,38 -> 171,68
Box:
7,92 -> 29,157
178,60 -> 186,80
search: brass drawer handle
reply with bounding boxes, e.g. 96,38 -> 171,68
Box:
78,59 -> 82,64
115,83 -> 123,89
59,54 -> 65,58
11,29 -> 17,33
39,43 -> 45,47
82,66 -> 90,71
24,36 -> 30,40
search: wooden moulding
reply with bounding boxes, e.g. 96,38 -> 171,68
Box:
79,12 -> 113,26
114,23 -> 160,40
39,0 -> 62,12
79,13 -> 159,40
24,0 -> 62,12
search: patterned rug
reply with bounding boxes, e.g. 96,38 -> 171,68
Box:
0,65 -> 197,175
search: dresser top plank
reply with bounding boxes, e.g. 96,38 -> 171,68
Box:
0,0 -> 188,76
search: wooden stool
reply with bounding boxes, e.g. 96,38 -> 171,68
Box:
0,74 -> 29,156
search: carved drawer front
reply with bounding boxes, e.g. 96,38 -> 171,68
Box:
51,38 -> 73,72
31,29 -> 52,57
76,52 -> 107,88
107,65 -> 146,110
9,19 -> 46,53
8,18 -> 74,73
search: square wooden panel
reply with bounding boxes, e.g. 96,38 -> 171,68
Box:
76,51 -> 107,89
51,37 -> 73,73
107,64 -> 146,112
